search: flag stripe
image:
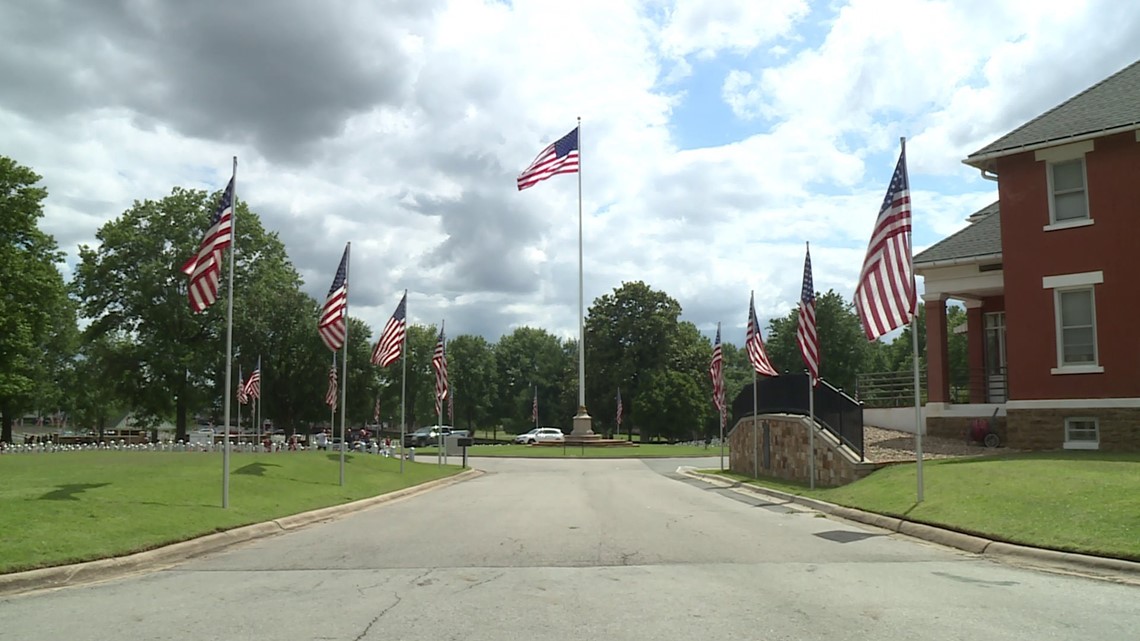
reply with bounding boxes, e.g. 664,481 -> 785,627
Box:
855,148 -> 916,340
182,178 -> 234,313
432,325 -> 448,419
319,247 -> 349,352
796,245 -> 820,385
517,127 -> 580,191
746,293 -> 779,377
372,292 -> 407,366
709,325 -> 725,421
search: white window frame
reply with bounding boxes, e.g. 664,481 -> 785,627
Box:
1042,271 -> 1103,375
1036,141 -> 1094,231
1063,416 -> 1099,450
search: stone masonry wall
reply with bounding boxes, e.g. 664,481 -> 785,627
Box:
728,414 -> 880,487
1005,407 -> 1140,451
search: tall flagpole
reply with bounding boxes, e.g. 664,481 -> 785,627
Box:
575,116 -> 589,427
437,319 -> 445,467
399,289 -> 407,474
222,156 -> 236,509
903,136 -> 925,503
718,322 -> 725,471
329,352 -> 336,454
752,290 -> 759,478
339,242 -> 351,486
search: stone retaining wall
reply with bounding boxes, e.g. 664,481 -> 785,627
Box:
728,414 -> 881,487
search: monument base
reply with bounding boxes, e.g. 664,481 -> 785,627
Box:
571,408 -> 594,437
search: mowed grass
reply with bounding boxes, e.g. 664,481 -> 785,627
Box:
706,451 -> 1140,560
0,451 -> 461,574
415,443 -> 722,458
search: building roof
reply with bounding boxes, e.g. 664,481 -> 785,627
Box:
965,59 -> 1140,169
914,201 -> 1001,266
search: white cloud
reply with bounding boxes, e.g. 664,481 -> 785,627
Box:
2,0 -> 1137,346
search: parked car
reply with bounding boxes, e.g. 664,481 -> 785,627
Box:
404,426 -> 470,448
514,427 -> 565,445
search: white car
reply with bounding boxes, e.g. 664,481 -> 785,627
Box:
514,427 -> 565,444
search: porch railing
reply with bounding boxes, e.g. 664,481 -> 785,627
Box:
857,367 -> 1006,406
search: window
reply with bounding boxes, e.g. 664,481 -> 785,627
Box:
1036,140 -> 1093,230
1049,159 -> 1089,223
1057,288 -> 1097,366
1043,271 -> 1103,375
1064,417 -> 1099,450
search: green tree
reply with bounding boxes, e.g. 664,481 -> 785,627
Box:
584,281 -> 684,437
494,327 -> 568,433
763,289 -> 875,394
0,156 -> 76,443
447,334 -> 496,430
636,368 -> 705,441
73,186 -> 302,441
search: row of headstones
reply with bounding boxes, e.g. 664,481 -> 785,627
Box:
0,440 -> 404,456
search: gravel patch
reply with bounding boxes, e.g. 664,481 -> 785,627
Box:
863,425 -> 1018,463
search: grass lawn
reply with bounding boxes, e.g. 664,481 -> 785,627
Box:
414,443 -> 723,458
703,451 -> 1140,561
0,451 -> 461,574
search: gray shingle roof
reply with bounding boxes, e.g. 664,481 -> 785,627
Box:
914,202 -> 1001,266
966,59 -> 1140,167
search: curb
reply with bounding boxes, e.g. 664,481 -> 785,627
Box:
0,468 -> 482,597
682,469 -> 1140,581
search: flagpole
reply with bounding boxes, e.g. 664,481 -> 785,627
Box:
400,290 -> 407,473
256,355 -> 262,451
901,136 -> 925,503
222,156 -> 236,509
575,116 -> 589,425
752,369 -> 758,478
808,373 -> 816,490
339,242 -> 350,486
329,352 -> 336,455
236,364 -> 242,449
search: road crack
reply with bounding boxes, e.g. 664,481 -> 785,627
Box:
352,593 -> 402,641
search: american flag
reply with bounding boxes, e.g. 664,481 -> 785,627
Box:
517,127 -> 580,191
854,147 -> 915,340
242,359 -> 261,400
325,355 -> 338,409
318,245 -> 349,352
616,388 -> 623,427
532,388 -> 538,424
709,324 -> 725,422
746,292 -> 779,377
371,292 -> 407,367
237,366 -> 249,405
432,324 -> 448,419
180,176 -> 234,313
796,244 -> 820,385
373,396 -> 381,423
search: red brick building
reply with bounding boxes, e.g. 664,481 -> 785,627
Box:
916,59 -> 1140,451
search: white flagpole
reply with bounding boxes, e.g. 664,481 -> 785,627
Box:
575,116 -> 588,424
901,136 -> 924,503
329,352 -> 336,452
400,289 -> 408,473
222,156 -> 236,509
339,242 -> 351,486
752,369 -> 758,478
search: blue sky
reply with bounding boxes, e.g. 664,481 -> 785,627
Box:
2,0 -> 1138,344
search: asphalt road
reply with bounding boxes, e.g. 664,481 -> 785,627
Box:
1,456 -> 1137,640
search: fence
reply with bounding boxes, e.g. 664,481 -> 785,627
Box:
730,373 -> 864,459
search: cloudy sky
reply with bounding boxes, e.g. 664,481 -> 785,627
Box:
3,0 -> 1139,345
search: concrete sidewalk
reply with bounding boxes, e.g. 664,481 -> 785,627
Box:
680,467 -> 1140,585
